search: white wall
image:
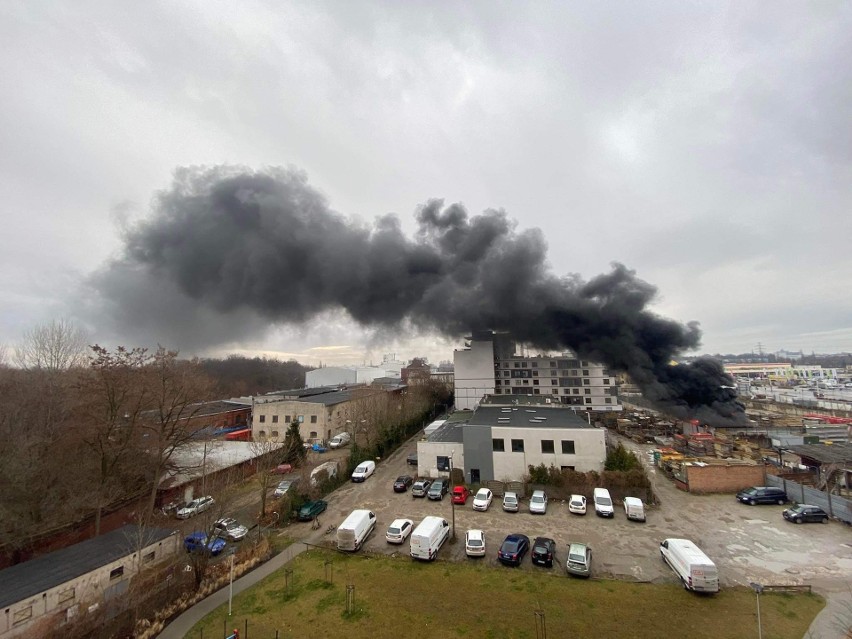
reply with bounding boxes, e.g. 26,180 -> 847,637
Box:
306,367 -> 357,387
490,426 -> 605,481
454,341 -> 496,410
416,440 -> 465,479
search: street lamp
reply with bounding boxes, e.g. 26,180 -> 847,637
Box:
228,549 -> 236,616
449,449 -> 456,541
749,582 -> 763,639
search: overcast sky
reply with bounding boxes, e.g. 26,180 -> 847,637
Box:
2,1 -> 850,366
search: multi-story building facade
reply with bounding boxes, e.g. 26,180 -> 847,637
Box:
454,332 -> 621,412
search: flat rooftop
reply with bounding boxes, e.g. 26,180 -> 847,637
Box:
470,405 -> 594,429
427,422 -> 465,443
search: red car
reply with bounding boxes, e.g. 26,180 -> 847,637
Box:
451,486 -> 471,505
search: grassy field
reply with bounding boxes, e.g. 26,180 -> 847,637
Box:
190,548 -> 824,639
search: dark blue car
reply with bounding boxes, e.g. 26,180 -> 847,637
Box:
184,532 -> 227,556
498,533 -> 530,566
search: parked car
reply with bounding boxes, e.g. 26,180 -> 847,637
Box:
386,518 -> 414,544
502,491 -> 519,512
297,500 -> 328,521
565,543 -> 592,578
351,460 -> 376,482
498,533 -> 530,567
393,475 -> 414,492
529,490 -> 548,515
407,452 -> 418,466
213,517 -> 248,542
176,495 -> 215,519
531,537 -> 556,568
465,529 -> 486,557
428,479 -> 448,500
736,486 -> 788,505
783,504 -> 829,524
452,486 -> 471,505
412,479 -> 432,498
328,432 -> 351,449
593,488 -> 614,517
568,494 -> 587,515
623,496 -> 646,522
184,532 -> 226,556
269,463 -> 293,475
273,480 -> 298,498
472,488 -> 493,511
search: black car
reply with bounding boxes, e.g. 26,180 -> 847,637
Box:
498,533 -> 530,567
427,479 -> 448,500
736,486 -> 788,505
783,504 -> 829,524
393,475 -> 414,492
407,453 -> 418,466
297,500 -> 328,521
531,537 -> 556,568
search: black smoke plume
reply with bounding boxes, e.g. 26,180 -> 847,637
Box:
94,165 -> 745,424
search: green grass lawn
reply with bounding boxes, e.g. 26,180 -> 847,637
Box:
190,549 -> 824,639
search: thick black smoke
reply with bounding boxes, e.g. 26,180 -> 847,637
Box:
95,165 -> 745,424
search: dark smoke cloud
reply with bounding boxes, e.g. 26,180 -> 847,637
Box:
93,165 -> 745,424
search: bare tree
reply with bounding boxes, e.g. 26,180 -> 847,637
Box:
249,438 -> 285,520
15,318 -> 88,372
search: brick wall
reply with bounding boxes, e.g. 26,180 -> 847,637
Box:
686,464 -> 765,494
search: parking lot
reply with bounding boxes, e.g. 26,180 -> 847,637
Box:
284,432 -> 852,597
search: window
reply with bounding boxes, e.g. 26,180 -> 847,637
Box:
109,566 -> 125,580
533,380 -> 539,385
582,369 -> 589,376
258,430 -> 266,438
561,465 -> 575,471
541,440 -> 554,454
585,398 -> 592,404
297,415 -> 304,423
492,438 -> 505,452
605,398 -> 612,404
503,371 -> 510,377
572,389 -> 579,395
259,415 -> 266,423
531,361 -> 538,368
583,379 -> 590,385
585,389 -> 591,394
532,370 -> 538,377
522,379 -> 529,385
143,552 -> 155,564
511,439 -> 524,453
603,379 -> 610,385
272,415 -> 278,423
310,415 -> 317,423
285,415 -> 291,423
533,388 -> 540,394
309,431 -> 317,438
550,361 -> 556,367
58,588 -> 76,605
13,607 -> 32,625
521,362 -> 527,368
561,440 -> 575,454
551,379 -> 557,385
495,379 -> 501,386
514,362 -> 520,368
271,430 -> 279,437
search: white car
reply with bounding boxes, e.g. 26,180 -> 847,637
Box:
472,488 -> 493,511
465,529 -> 486,557
568,494 -> 587,515
273,479 -> 297,498
529,490 -> 548,515
213,517 -> 248,541
385,518 -> 414,544
502,491 -> 519,512
176,495 -> 215,519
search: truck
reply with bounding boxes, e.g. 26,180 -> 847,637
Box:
659,538 -> 719,593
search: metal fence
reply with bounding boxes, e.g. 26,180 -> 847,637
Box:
764,474 -> 852,524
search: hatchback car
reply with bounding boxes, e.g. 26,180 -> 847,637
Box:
472,488 -> 493,511
502,491 -> 519,512
783,504 -> 829,524
531,537 -> 556,568
386,518 -> 414,544
184,532 -> 226,556
411,479 -> 432,498
428,479 -> 448,500
498,533 -> 530,566
452,486 -> 471,505
568,494 -> 587,515
465,529 -> 486,557
736,486 -> 788,505
407,452 -> 418,466
176,495 -> 215,519
297,500 -> 328,521
393,475 -> 414,493
529,490 -> 548,515
273,480 -> 297,498
213,517 -> 248,541
566,542 -> 592,578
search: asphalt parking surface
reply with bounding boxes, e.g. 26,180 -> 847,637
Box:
286,433 -> 852,598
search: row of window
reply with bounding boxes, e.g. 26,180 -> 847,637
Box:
257,430 -> 320,439
258,414 -> 318,424
497,379 -> 611,389
500,360 -> 589,369
493,438 -> 576,454
493,388 -> 614,403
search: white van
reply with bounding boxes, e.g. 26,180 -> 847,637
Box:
409,516 -> 450,561
623,496 -> 646,522
336,509 -> 376,552
593,488 -> 614,518
328,432 -> 351,448
659,538 -> 719,593
351,460 -> 376,482
310,460 -> 339,486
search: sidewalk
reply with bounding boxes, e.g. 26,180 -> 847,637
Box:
157,540 -> 307,639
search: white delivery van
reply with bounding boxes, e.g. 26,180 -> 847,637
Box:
659,538 -> 719,593
328,432 -> 351,448
623,496 -> 646,522
310,460 -> 339,486
409,516 -> 450,561
351,460 -> 376,482
336,509 -> 377,552
593,488 -> 614,518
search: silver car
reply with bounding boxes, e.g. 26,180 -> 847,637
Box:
566,543 -> 592,578
214,517 -> 248,541
502,492 -> 519,512
176,495 -> 215,519
529,490 -> 548,515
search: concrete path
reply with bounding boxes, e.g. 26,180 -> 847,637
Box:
157,540 -> 307,639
